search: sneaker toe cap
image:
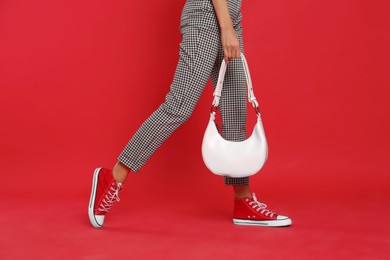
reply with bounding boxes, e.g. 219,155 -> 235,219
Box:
93,215 -> 105,228
277,215 -> 289,220
276,215 -> 292,226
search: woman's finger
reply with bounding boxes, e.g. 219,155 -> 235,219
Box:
224,49 -> 231,62
234,48 -> 241,59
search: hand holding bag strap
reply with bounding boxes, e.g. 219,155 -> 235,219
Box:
212,53 -> 259,112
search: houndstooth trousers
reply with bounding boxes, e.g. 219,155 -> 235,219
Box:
118,0 -> 250,186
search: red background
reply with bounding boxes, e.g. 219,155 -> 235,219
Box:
1,0 -> 389,259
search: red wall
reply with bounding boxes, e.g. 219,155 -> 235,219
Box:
0,0 -> 389,200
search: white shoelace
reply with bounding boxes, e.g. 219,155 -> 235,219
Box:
249,193 -> 275,217
98,182 -> 122,212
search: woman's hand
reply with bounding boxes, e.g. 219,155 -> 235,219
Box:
212,0 -> 241,62
221,26 -> 240,62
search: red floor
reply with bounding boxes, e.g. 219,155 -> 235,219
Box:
2,186 -> 389,259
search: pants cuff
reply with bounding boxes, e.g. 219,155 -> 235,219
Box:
117,155 -> 141,173
224,176 -> 249,186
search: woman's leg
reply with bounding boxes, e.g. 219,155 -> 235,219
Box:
116,32 -> 221,178
115,4 -> 222,181
210,19 -> 251,198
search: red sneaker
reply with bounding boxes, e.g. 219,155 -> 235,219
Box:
88,167 -> 123,228
233,193 -> 292,227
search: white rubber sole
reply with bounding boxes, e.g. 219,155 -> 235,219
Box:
88,167 -> 103,228
233,217 -> 292,227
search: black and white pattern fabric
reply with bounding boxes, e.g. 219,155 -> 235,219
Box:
118,0 -> 249,186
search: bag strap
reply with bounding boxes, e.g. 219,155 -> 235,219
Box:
211,53 -> 260,115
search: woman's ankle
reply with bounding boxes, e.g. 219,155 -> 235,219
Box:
233,185 -> 252,198
113,161 -> 130,184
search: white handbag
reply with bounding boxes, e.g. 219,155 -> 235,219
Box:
201,53 -> 268,178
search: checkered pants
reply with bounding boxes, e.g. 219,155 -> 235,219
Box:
118,0 -> 249,186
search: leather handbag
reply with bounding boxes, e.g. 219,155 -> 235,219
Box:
201,53 -> 268,178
